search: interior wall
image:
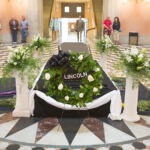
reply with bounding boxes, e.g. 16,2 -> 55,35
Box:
0,0 -> 27,43
120,1 -> 150,35
43,0 -> 54,37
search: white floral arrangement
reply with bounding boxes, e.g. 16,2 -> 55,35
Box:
3,46 -> 39,78
116,46 -> 150,85
28,34 -> 51,52
96,35 -> 118,54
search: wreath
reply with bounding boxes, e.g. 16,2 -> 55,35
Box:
43,50 -> 103,107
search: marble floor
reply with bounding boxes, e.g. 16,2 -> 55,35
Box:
0,111 -> 150,149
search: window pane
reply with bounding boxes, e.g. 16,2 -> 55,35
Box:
77,7 -> 82,13
64,6 -> 70,13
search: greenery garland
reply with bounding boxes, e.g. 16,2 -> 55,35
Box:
43,52 -> 103,107
96,35 -> 118,54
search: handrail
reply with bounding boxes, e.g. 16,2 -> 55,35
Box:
86,27 -> 96,33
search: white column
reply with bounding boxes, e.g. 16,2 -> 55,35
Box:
122,77 -> 140,122
13,75 -> 30,117
26,0 -> 43,41
103,0 -> 121,21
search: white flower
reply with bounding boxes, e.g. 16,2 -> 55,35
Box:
138,54 -> 143,58
14,62 -> 17,66
124,50 -> 129,55
99,85 -> 103,89
14,49 -> 19,53
126,56 -> 133,62
65,96 -> 69,101
93,87 -> 98,93
79,93 -> 84,98
78,55 -> 83,61
131,47 -> 139,55
58,83 -> 63,91
17,55 -> 20,60
45,73 -> 51,80
95,68 -> 100,72
144,61 -> 149,67
88,75 -> 94,82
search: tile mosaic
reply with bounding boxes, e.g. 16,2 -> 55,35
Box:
103,123 -> 134,143
83,118 -> 105,143
36,118 -> 59,142
97,148 -> 109,150
124,121 -> 150,138
143,140 -> 150,146
132,142 -> 146,149
6,123 -> 38,143
18,146 -> 32,150
71,124 -> 104,146
0,119 -> 19,138
37,125 -> 69,146
109,146 -> 123,150
0,141 -> 9,149
0,112 -> 17,125
141,115 -> 150,124
6,144 -> 20,150
122,144 -> 135,150
99,118 -> 135,138
6,117 -> 42,137
59,118 -> 83,145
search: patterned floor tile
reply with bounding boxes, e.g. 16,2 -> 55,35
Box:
6,123 -> 38,143
71,124 -> 104,146
0,119 -> 19,138
37,125 -> 69,145
124,121 -> 150,138
103,122 -> 134,143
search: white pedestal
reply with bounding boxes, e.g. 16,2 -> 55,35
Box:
122,77 -> 140,122
13,75 -> 30,117
100,53 -> 107,73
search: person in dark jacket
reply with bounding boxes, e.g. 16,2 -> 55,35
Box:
9,16 -> 19,43
75,16 -> 84,42
113,17 -> 120,45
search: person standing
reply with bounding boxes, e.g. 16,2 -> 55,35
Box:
20,16 -> 29,43
113,17 -> 120,45
50,16 -> 58,41
9,16 -> 19,43
103,16 -> 112,36
75,16 -> 84,42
